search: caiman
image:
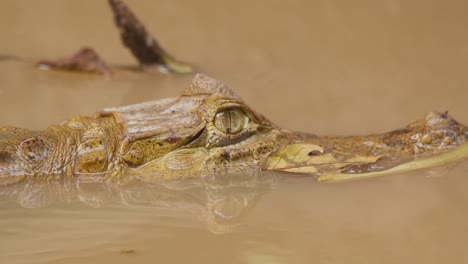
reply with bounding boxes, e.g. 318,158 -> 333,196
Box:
1,74 -> 467,186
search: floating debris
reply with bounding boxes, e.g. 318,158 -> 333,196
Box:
38,48 -> 113,77
119,249 -> 136,255
0,54 -> 19,61
109,0 -> 192,74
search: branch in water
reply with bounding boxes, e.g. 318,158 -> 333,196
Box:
38,48 -> 113,77
108,0 -> 193,74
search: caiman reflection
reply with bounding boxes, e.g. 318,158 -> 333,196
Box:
0,172 -> 276,234
0,74 -> 467,185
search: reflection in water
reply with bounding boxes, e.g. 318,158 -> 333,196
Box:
0,172 -> 280,234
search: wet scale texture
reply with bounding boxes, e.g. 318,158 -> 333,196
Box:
0,74 -> 466,186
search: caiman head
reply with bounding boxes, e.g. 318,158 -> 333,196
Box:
93,74 -> 290,180
78,74 -> 468,182
0,74 -> 292,184
1,74 -> 467,184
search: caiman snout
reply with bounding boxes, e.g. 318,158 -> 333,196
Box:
421,111 -> 467,150
266,111 -> 468,181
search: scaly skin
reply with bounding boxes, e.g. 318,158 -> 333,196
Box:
0,74 -> 467,186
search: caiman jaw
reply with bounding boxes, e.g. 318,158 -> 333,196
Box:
120,122 -> 207,168
265,111 -> 468,182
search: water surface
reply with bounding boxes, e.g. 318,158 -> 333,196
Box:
1,0 -> 468,263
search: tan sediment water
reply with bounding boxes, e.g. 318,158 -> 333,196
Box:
1,0 -> 468,263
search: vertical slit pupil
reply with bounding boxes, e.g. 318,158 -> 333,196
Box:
214,108 -> 248,134
227,110 -> 233,134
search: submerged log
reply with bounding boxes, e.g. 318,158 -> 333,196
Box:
108,0 -> 193,73
37,1 -> 192,76
38,48 -> 113,77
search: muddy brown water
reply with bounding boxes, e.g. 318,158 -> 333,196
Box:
1,1 -> 468,263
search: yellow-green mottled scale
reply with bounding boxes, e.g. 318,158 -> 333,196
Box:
0,74 -> 467,186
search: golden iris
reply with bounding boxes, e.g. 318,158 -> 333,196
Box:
214,108 -> 249,134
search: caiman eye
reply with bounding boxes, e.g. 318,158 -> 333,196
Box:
214,108 -> 250,134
